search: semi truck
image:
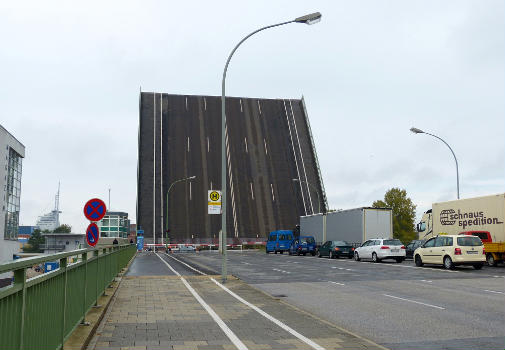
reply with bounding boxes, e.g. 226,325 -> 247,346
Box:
416,193 -> 505,266
300,207 -> 393,245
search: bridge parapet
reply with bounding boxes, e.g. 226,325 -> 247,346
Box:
0,244 -> 136,350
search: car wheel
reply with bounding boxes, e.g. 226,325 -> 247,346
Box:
280,250 -> 283,254
329,251 -> 334,259
318,251 -> 322,258
354,252 -> 360,261
487,253 -> 497,267
311,251 -> 316,256
348,255 -> 353,259
274,250 -> 278,254
266,249 -> 269,254
443,256 -> 454,270
303,253 -> 307,256
414,255 -> 423,267
372,252 -> 380,263
473,263 -> 484,270
396,258 -> 404,263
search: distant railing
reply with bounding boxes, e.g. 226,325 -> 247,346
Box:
0,244 -> 136,350
40,244 -> 66,251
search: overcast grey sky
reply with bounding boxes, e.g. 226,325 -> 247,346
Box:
1,0 -> 503,233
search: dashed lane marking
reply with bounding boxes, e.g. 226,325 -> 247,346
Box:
383,294 -> 445,310
328,281 -> 345,286
483,289 -> 504,294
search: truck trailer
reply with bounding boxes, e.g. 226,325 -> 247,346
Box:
416,193 -> 505,266
300,207 -> 393,245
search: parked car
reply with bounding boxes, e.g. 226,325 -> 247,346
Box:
178,244 -> 196,252
318,240 -> 354,259
414,235 -> 485,270
405,239 -> 425,259
266,230 -> 294,254
354,238 -> 406,263
289,236 -> 316,256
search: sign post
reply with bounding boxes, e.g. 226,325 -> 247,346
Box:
86,223 -> 99,247
208,190 -> 222,214
83,198 -> 107,247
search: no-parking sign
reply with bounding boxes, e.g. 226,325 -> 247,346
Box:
83,198 -> 107,222
86,223 -> 99,247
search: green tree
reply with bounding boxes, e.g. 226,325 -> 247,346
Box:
373,188 -> 417,243
53,224 -> 72,233
23,229 -> 46,253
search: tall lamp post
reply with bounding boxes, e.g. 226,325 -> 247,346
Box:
161,175 -> 196,252
410,127 -> 460,199
220,12 -> 322,283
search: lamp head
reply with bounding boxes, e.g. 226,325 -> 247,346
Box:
188,176 -> 196,180
294,12 -> 322,25
410,127 -> 424,134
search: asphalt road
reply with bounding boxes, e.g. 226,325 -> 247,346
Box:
173,250 -> 505,350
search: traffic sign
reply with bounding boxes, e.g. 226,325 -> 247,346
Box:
84,198 -> 107,222
86,223 -> 99,247
208,190 -> 222,215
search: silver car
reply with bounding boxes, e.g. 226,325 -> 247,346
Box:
354,238 -> 406,263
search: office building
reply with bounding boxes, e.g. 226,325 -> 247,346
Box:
97,211 -> 129,238
0,124 -> 25,272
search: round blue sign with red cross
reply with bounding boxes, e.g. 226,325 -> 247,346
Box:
86,223 -> 99,247
83,198 -> 107,222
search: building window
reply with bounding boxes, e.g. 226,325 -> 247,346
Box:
4,147 -> 22,240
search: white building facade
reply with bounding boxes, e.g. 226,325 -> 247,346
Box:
0,124 -> 25,268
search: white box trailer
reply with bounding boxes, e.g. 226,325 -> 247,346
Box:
300,207 -> 393,245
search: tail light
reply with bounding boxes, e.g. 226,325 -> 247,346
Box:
401,246 -> 406,249
455,248 -> 462,255
380,246 -> 389,250
351,247 -> 355,251
334,247 -> 340,251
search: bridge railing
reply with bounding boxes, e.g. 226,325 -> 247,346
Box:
0,244 -> 136,350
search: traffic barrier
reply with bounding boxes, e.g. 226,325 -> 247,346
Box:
0,244 -> 136,350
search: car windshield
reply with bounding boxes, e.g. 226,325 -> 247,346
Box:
301,237 -> 315,244
333,241 -> 349,246
457,237 -> 483,246
383,239 -> 403,246
268,235 -> 276,241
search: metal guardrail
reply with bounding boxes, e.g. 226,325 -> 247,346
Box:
0,244 -> 136,350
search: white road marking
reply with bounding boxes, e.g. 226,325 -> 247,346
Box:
483,289 -> 504,294
165,253 -> 207,275
383,294 -> 445,310
211,278 -> 326,350
156,254 -> 248,350
420,280 -> 433,283
328,281 -> 345,286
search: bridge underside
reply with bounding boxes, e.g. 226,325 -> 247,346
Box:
137,93 -> 326,243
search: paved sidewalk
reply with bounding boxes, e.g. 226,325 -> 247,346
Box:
88,273 -> 387,350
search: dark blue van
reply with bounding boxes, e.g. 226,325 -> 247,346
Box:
289,236 -> 316,256
266,230 -> 294,254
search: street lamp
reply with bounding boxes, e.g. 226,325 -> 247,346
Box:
161,175 -> 196,252
221,12 -> 322,283
292,178 -> 321,214
410,127 -> 460,199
